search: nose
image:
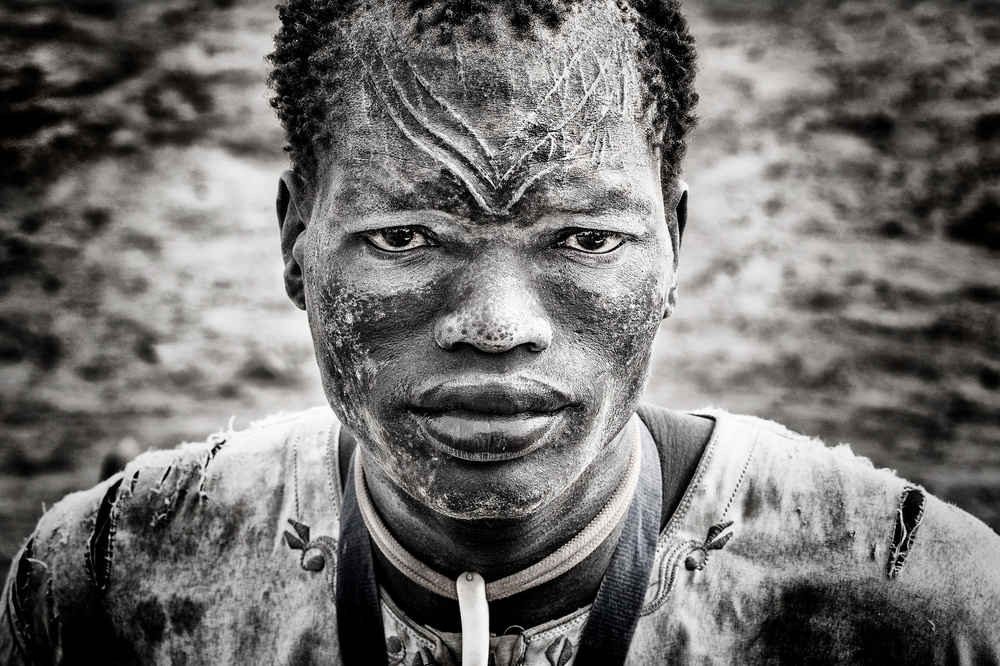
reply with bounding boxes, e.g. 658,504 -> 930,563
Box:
434,264 -> 553,354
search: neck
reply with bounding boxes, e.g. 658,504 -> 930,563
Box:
361,423 -> 635,631
364,424 -> 633,578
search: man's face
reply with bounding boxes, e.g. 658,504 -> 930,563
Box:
289,5 -> 683,519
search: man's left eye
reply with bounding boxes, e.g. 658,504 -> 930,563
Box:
364,227 -> 438,252
558,230 -> 625,254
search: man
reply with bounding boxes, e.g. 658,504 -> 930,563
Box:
2,0 -> 998,664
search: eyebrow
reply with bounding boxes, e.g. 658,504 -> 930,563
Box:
334,169 -> 657,232
336,164 -> 475,215
338,210 -> 459,233
536,212 -> 650,237
543,187 -> 657,217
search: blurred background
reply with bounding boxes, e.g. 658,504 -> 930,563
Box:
2,0 -> 999,581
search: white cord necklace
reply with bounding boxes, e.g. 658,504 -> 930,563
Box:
354,418 -> 642,666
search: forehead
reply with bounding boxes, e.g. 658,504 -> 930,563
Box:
318,0 -> 658,219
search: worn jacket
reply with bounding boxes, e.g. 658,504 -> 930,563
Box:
3,405 -> 999,664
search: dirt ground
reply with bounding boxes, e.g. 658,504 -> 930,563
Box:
2,0 -> 999,582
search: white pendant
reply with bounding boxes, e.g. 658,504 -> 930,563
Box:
456,571 -> 489,666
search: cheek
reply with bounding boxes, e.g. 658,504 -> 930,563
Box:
304,273 -> 383,428
538,261 -> 666,468
302,252 -> 441,441
611,277 -> 665,389
547,261 -> 666,391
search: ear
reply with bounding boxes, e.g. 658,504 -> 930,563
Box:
664,180 -> 689,320
277,170 -> 309,311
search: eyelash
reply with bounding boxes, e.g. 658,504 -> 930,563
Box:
362,227 -> 628,255
555,230 -> 627,255
363,226 -> 438,253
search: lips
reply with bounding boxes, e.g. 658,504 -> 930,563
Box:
409,378 -> 574,461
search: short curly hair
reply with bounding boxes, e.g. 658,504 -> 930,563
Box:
267,0 -> 698,188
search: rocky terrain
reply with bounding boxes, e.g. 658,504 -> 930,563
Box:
1,0 -> 998,580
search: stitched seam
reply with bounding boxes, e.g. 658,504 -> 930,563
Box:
643,426 -> 757,612
324,417 -> 342,514
514,640 -> 528,666
642,412 -> 731,614
380,589 -> 438,651
290,421 -> 304,519
722,432 -> 759,519
659,414 -> 724,543
641,540 -> 699,615
524,607 -> 591,643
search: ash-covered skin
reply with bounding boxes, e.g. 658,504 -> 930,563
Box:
351,1 -> 649,215
284,0 -> 683,528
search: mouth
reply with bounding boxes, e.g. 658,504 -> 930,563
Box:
409,378 -> 573,461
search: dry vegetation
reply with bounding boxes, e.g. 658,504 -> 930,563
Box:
1,0 -> 998,580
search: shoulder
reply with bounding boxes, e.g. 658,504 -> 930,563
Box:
1,406 -> 342,663
708,410 -> 1000,571
724,411 -> 910,522
639,407 -> 1000,661
57,405 -> 339,565
115,405 -> 340,523
641,403 -> 911,535
718,411 -> 1000,656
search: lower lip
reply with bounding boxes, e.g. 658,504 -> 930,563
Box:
412,409 -> 565,461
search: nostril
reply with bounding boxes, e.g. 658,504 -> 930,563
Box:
435,313 -> 552,353
526,339 -> 547,353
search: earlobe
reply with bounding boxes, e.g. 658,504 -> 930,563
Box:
277,170 -> 309,311
663,287 -> 677,320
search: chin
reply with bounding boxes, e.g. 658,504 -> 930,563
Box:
396,450 -> 571,521
414,481 -> 554,521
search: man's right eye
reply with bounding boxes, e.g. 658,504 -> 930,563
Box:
363,227 -> 438,252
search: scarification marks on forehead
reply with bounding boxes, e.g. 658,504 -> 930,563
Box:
358,25 -> 639,215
